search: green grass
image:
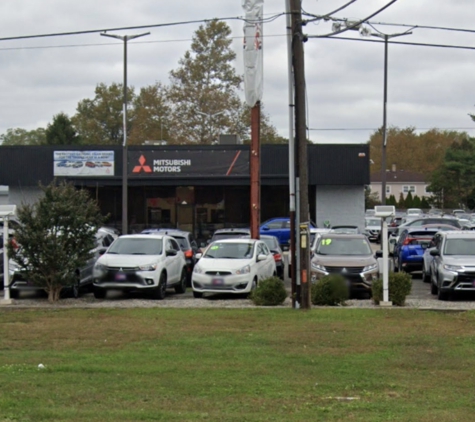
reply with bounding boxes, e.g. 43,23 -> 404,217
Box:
1,308 -> 475,421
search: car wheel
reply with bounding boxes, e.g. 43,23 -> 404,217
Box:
9,289 -> 19,299
430,280 -> 438,295
71,279 -> 81,299
193,291 -> 203,298
422,267 -> 430,283
246,277 -> 258,298
153,272 -> 167,300
93,287 -> 106,299
438,285 -> 449,301
175,269 -> 187,294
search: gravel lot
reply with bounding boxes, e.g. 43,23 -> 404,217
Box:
2,276 -> 475,311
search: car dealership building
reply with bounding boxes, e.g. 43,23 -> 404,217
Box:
0,143 -> 369,242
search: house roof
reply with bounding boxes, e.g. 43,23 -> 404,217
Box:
370,170 -> 427,183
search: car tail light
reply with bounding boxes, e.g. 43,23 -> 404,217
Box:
273,253 -> 282,262
184,250 -> 194,258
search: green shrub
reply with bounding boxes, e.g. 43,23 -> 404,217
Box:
250,276 -> 288,306
311,274 -> 349,306
372,272 -> 412,306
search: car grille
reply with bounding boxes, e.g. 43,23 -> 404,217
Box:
205,271 -> 232,276
105,266 -> 138,272
456,272 -> 475,283
325,266 -> 364,274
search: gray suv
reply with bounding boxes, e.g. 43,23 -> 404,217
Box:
429,231 -> 475,300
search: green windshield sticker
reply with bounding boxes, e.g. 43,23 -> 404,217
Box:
210,246 -> 219,250
321,239 -> 332,246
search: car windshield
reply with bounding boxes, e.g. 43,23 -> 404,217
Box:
316,238 -> 372,256
172,236 -> 189,250
261,238 -> 278,250
204,242 -> 254,259
212,233 -> 248,241
407,209 -> 422,215
366,219 -> 380,226
107,238 -> 162,255
444,239 -> 475,255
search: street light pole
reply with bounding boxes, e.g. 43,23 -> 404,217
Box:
101,31 -> 150,235
196,110 -> 225,144
371,31 -> 412,205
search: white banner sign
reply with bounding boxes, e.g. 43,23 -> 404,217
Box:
53,151 -> 115,176
242,0 -> 264,107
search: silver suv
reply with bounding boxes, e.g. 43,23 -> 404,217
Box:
429,231 -> 475,300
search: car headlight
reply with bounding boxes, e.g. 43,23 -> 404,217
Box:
139,263 -> 157,271
443,264 -> 463,272
363,263 -> 378,272
311,262 -> 326,272
193,265 -> 204,274
94,262 -> 107,272
235,265 -> 250,275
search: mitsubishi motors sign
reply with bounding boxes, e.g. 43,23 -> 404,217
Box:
129,150 -> 249,177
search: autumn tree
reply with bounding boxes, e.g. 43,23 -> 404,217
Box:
239,103 -> 287,144
45,112 -> 80,145
0,128 -> 46,146
167,20 -> 244,144
72,83 -> 135,145
128,83 -> 171,145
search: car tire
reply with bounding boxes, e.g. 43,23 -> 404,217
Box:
71,279 -> 81,299
153,272 -> 167,300
93,287 -> 106,299
9,289 -> 19,299
175,269 -> 187,294
438,286 -> 449,301
193,291 -> 203,298
246,277 -> 258,298
422,267 -> 430,283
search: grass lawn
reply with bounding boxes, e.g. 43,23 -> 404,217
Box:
1,307 -> 475,421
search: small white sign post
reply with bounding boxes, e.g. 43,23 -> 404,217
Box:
374,205 -> 395,307
0,205 -> 17,305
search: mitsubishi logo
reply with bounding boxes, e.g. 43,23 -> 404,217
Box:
119,268 -> 123,272
216,272 -> 220,276
132,155 -> 152,173
342,268 -> 348,274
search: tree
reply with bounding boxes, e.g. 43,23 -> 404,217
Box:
128,83 -> 171,145
45,112 -> 80,145
412,195 -> 422,208
72,83 -> 134,145
397,192 -> 405,209
7,181 -> 105,302
365,186 -> 380,209
421,196 -> 430,209
167,19 -> 243,144
387,194 -> 397,206
405,191 -> 414,208
0,127 -> 46,146
238,103 -> 287,144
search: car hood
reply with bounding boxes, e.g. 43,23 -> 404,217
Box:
197,257 -> 253,271
312,254 -> 376,267
98,254 -> 162,267
365,225 -> 380,230
442,256 -> 475,266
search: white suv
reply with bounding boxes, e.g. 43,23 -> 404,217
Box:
93,234 -> 187,299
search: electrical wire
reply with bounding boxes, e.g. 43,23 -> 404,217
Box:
307,34 -> 475,52
312,0 -> 399,38
308,127 -> 475,131
303,0 -> 359,23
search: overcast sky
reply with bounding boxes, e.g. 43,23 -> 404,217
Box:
0,0 -> 474,144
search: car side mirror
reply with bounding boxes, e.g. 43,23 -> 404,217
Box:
195,253 -> 202,260
261,226 -> 269,231
375,250 -> 383,258
430,249 -> 440,257
257,253 -> 267,262
98,247 -> 107,256
166,249 -> 177,257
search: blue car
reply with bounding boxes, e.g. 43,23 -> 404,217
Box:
393,227 -> 438,274
260,218 -> 315,247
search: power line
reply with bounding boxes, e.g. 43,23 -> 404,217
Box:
308,127 -> 475,131
308,34 -> 475,52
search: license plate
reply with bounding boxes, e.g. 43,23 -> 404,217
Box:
115,272 -> 127,281
212,278 -> 224,286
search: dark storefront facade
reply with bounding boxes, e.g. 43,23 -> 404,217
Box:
0,144 -> 369,243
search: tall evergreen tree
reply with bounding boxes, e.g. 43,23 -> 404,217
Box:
46,112 -> 80,145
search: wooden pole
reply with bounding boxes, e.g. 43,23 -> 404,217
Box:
250,101 -> 261,240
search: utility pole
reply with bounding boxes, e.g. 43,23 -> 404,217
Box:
290,0 -> 311,309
